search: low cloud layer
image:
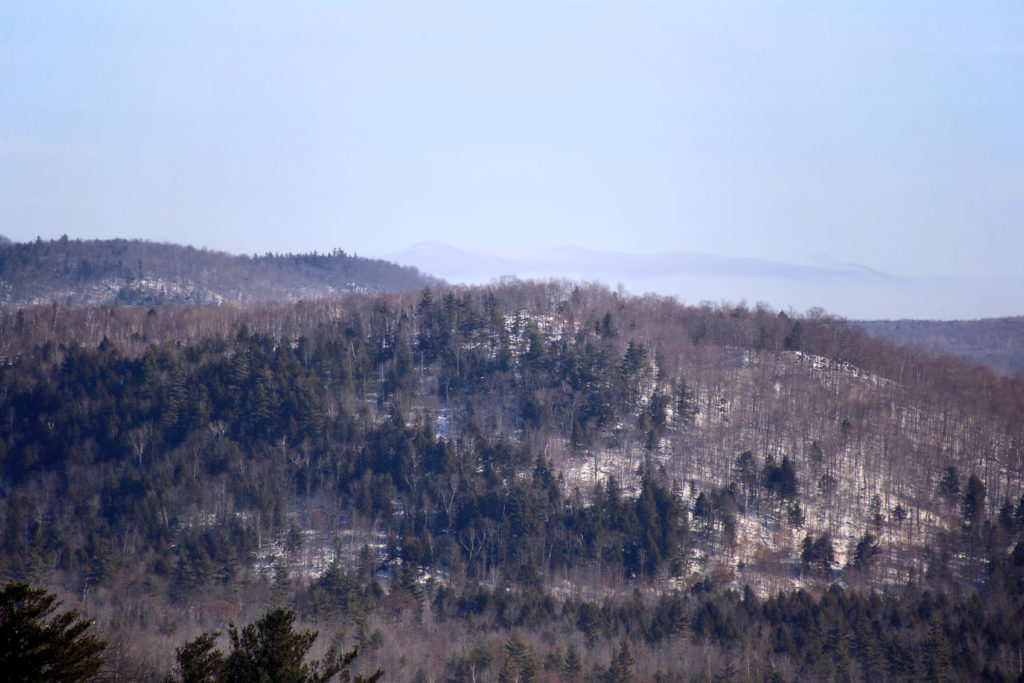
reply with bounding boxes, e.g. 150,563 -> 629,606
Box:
391,243 -> 1020,320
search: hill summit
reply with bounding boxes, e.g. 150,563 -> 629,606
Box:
0,236 -> 442,307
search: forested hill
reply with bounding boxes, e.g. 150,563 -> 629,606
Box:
1,282 -> 1024,680
0,236 -> 442,307
855,317 -> 1024,378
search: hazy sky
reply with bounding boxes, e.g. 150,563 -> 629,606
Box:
2,2 -> 1022,317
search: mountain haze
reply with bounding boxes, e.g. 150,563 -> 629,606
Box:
390,242 -> 889,284
390,242 -> 1020,320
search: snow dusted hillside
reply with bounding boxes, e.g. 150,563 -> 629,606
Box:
142,284 -> 1017,598
0,237 -> 440,307
4,279 -> 1022,680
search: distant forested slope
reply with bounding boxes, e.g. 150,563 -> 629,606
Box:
855,317 -> 1024,377
0,236 -> 442,306
1,282 -> 1023,680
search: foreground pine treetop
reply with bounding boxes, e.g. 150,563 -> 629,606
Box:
0,582 -> 107,683
168,606 -> 382,683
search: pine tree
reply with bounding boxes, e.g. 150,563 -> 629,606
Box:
270,560 -> 294,608
923,618 -> 950,682
220,607 -> 382,683
961,473 -> 986,524
498,654 -> 520,683
505,632 -> 537,682
563,645 -> 583,682
173,631 -> 224,683
0,582 -> 107,683
170,607 -> 382,683
606,637 -> 634,683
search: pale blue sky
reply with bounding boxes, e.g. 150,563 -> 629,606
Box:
2,2 -> 1023,317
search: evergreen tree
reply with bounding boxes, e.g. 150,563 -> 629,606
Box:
563,645 -> 583,682
923,618 -> 950,682
498,654 -> 520,683
0,582 -> 107,683
504,632 -> 537,682
270,560 -> 294,608
938,466 -> 960,504
217,607 -> 382,683
605,637 -> 634,683
172,631 -> 224,683
961,473 -> 986,524
852,533 -> 879,570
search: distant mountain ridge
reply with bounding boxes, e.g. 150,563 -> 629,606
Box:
388,241 -> 932,320
390,242 -> 1023,320
0,236 -> 443,307
390,241 -> 892,282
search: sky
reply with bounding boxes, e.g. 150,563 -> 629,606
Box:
2,1 -> 1023,319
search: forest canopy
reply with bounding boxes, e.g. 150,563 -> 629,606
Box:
0,280 -> 1022,680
